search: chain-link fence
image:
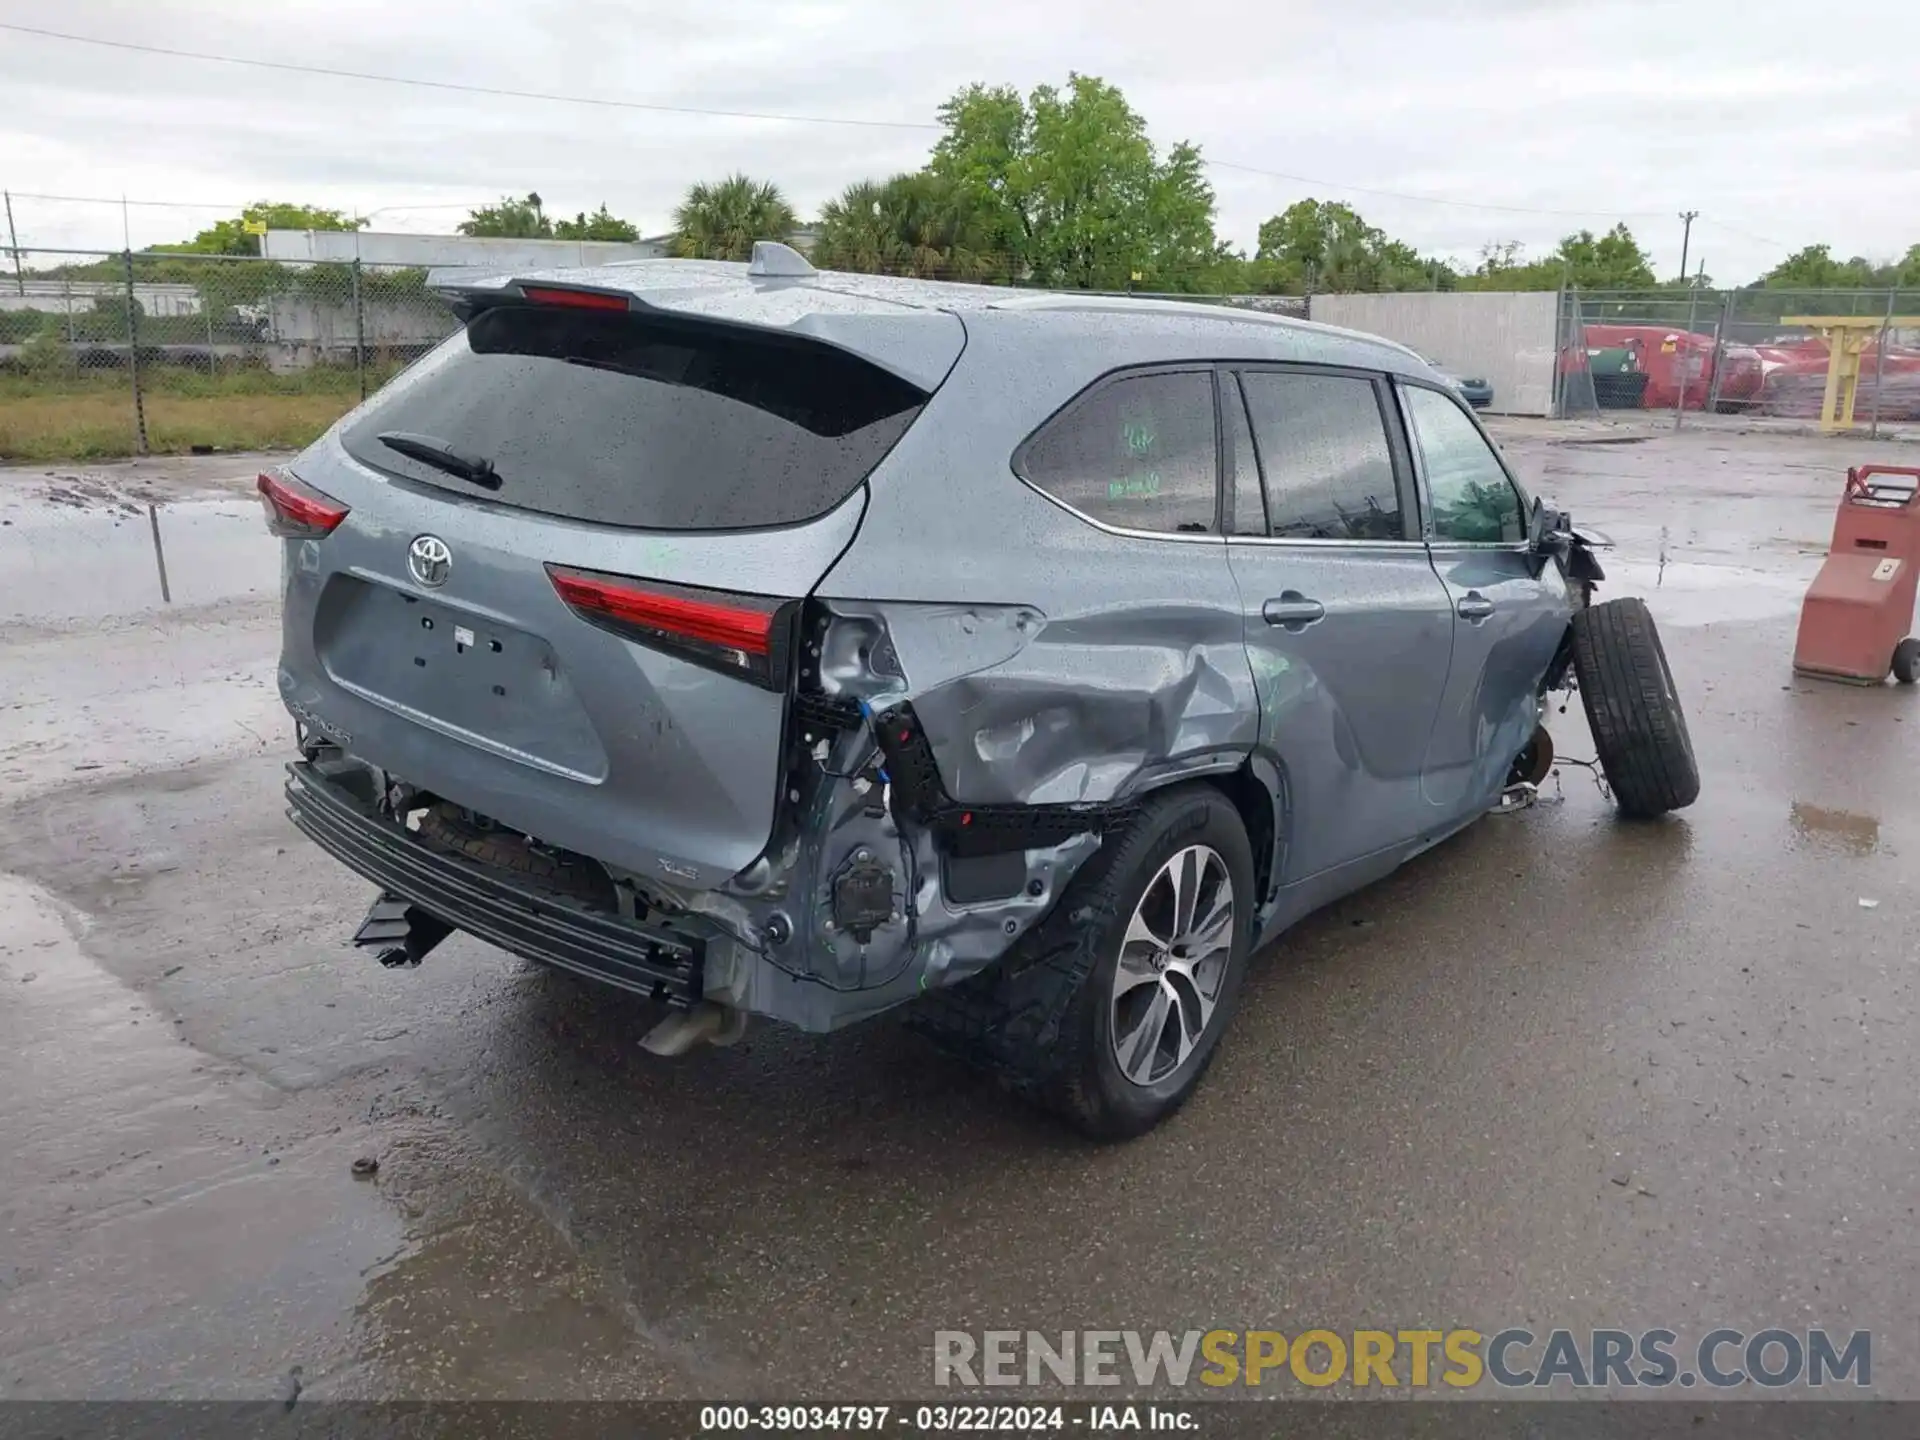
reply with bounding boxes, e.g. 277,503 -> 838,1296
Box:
1558,286 -> 1917,434
0,248 -> 1315,462
10,242 -> 1913,461
0,246 -> 1318,462
0,248 -> 460,461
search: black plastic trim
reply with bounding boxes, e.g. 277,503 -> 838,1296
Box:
792,692 -> 863,734
872,705 -> 1134,858
285,761 -> 704,1006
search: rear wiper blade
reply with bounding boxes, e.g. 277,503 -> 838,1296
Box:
377,431 -> 502,491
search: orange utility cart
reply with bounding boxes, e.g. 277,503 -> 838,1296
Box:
1792,465 -> 1920,684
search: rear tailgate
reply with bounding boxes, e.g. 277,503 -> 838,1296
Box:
275,286 -> 962,889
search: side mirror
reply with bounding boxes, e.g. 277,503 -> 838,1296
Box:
1529,496 -> 1572,559
1533,498 -> 1609,592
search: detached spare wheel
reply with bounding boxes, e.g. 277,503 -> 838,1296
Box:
1570,597 -> 1701,818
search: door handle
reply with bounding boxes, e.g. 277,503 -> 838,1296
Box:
1262,594 -> 1326,630
1456,592 -> 1496,622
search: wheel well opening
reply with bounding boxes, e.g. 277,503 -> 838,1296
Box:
1206,765 -> 1275,905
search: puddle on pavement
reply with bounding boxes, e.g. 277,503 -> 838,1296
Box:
0,872 -> 670,1399
1606,556 -> 1812,628
0,874 -> 401,1398
1788,801 -> 1881,857
343,1149 -> 665,1400
0,496 -> 277,625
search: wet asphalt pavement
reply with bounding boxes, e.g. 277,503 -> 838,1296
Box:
2,423 -> 1919,1401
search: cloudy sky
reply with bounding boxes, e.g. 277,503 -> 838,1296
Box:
3,0 -> 1915,284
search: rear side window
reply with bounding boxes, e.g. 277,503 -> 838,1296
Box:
341,305 -> 927,530
1236,370 -> 1405,541
1017,371 -> 1219,534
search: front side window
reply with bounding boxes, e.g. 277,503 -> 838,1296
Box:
1402,384 -> 1525,543
1018,371 -> 1219,534
1236,370 -> 1405,541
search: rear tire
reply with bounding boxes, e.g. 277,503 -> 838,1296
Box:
1571,597 -> 1700,818
914,786 -> 1256,1140
1893,638 -> 1920,685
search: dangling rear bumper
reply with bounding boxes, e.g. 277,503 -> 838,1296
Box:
285,757 -> 707,1007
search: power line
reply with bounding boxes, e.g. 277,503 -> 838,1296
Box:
0,21 -> 1811,238
0,21 -> 943,132
7,192 -> 242,211
1203,159 -> 1670,220
1697,216 -> 1790,251
9,191 -> 494,216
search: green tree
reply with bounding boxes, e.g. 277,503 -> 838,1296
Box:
1252,200 -> 1452,294
1022,75 -> 1158,287
1761,244 -> 1879,290
458,193 -> 551,239
1462,223 -> 1655,291
1138,142 -> 1235,292
927,83 -> 1033,269
813,179 -> 899,273
1557,225 -> 1658,288
670,175 -> 798,261
1459,243 -> 1565,290
160,202 -> 364,256
553,204 -> 640,242
812,173 -> 995,280
927,73 -> 1224,290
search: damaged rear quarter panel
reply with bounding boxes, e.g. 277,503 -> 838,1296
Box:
789,312 -> 1263,1008
780,578 -> 1254,1015
821,600 -> 1252,807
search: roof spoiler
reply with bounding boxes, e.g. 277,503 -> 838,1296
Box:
426,269 -> 639,320
419,260 -> 957,391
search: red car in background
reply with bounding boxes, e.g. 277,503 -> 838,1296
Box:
1756,339 -> 1920,422
1575,324 -> 1764,411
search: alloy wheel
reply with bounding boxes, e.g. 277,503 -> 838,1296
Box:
1108,844 -> 1235,1088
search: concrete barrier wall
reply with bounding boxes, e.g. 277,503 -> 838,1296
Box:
1312,291 -> 1559,416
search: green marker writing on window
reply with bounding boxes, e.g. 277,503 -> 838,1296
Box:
1108,472 -> 1163,500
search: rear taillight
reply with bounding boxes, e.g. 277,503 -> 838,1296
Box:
547,564 -> 795,689
258,470 -> 348,539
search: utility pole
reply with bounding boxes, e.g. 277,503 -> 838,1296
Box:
1677,211 -> 1699,285
1676,261 -> 1704,431
3,190 -> 22,295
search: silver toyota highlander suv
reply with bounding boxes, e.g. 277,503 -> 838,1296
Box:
271,243 -> 1697,1137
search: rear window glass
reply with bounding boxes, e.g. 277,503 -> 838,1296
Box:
341,305 -> 928,530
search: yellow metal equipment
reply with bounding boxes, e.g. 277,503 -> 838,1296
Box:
1783,316 -> 1920,432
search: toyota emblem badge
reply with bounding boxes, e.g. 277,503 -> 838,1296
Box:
408,534 -> 452,588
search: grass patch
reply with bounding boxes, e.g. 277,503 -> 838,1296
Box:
0,390 -> 356,461
0,367 -> 407,462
